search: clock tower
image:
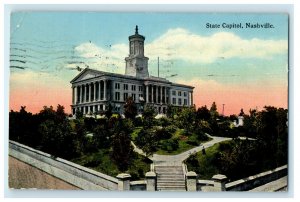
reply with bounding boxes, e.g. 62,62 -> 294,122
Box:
125,26 -> 149,78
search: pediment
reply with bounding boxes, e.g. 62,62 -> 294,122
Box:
71,69 -> 102,83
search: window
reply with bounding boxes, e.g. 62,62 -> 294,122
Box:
178,98 -> 182,105
184,99 -> 187,106
124,84 -> 128,90
132,85 -> 136,91
178,91 -> 182,96
124,93 -> 128,101
139,94 -> 143,100
172,91 -> 176,96
138,86 -> 143,92
115,83 -> 120,89
184,92 -> 187,97
115,92 -> 120,101
172,98 -> 176,105
132,94 -> 136,101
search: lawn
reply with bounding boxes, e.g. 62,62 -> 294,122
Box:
71,148 -> 152,180
184,141 -> 230,180
156,129 -> 212,155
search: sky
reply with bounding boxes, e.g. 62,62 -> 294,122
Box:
9,12 -> 288,115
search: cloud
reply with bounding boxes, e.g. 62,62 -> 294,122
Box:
146,28 -> 287,63
72,28 -> 287,71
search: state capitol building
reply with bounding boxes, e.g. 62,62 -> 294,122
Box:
70,26 -> 194,115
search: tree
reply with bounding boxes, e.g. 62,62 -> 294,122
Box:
111,118 -> 134,171
124,97 -> 137,120
196,105 -> 211,121
209,102 -> 219,119
177,107 -> 196,135
105,103 -> 113,119
135,128 -> 159,156
142,105 -> 156,129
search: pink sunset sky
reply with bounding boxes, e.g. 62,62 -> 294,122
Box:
9,70 -> 288,116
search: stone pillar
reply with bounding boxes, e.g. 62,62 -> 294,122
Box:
164,87 -> 167,104
145,171 -> 156,191
104,80 -> 107,100
151,85 -> 154,103
186,171 -> 197,191
84,85 -> 87,103
146,84 -> 149,103
98,81 -> 101,100
160,86 -> 162,104
79,86 -> 82,103
117,173 -> 131,191
191,92 -> 193,106
72,87 -> 75,104
89,83 -> 91,102
212,174 -> 227,191
93,82 -> 96,101
156,85 -> 158,104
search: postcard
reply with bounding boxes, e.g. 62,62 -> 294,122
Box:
8,12 -> 288,192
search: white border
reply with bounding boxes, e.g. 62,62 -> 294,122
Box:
1,1 -> 298,201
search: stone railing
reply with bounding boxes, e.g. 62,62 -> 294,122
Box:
226,165 -> 287,191
9,140 -> 157,191
188,164 -> 288,192
9,140 -> 119,190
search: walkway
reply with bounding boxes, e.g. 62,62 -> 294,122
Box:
132,134 -> 231,166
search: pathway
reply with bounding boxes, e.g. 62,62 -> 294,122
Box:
132,134 -> 231,166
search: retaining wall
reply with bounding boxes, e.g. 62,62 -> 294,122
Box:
226,165 -> 287,191
9,140 -> 118,190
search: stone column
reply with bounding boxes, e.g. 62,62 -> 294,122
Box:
212,174 -> 227,191
186,171 -> 197,191
164,86 -> 167,104
151,85 -> 154,103
84,85 -> 87,103
156,85 -> 158,104
146,84 -> 149,103
79,86 -> 81,103
191,92 -> 193,106
89,83 -> 92,102
74,86 -> 77,104
93,82 -> 96,101
145,171 -> 156,191
104,80 -> 107,100
72,87 -> 75,104
159,86 -> 163,103
117,173 -> 131,191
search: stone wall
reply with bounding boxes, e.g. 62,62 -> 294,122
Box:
9,140 -> 118,190
226,165 -> 287,191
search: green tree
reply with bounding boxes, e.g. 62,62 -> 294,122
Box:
135,128 -> 159,156
209,102 -> 219,119
105,103 -> 113,119
111,118 -> 134,171
142,105 -> 156,129
124,96 -> 137,120
177,107 -> 196,135
196,105 -> 211,121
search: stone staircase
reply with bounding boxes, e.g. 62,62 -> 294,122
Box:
155,165 -> 186,191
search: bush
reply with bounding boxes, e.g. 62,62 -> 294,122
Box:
165,125 -> 178,134
160,138 -> 179,152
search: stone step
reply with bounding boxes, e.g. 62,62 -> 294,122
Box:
157,182 -> 185,187
157,177 -> 185,181
155,167 -> 183,170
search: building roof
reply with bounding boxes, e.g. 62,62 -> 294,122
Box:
70,68 -> 194,89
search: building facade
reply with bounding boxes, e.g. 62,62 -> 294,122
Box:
70,26 -> 194,115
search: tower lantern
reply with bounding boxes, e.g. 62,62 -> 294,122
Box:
125,26 -> 149,78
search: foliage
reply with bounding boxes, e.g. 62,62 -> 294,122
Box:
142,105 -> 156,128
111,118 -> 134,171
124,96 -> 137,120
135,128 -> 159,156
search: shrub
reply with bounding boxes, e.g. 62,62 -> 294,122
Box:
160,138 -> 179,152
